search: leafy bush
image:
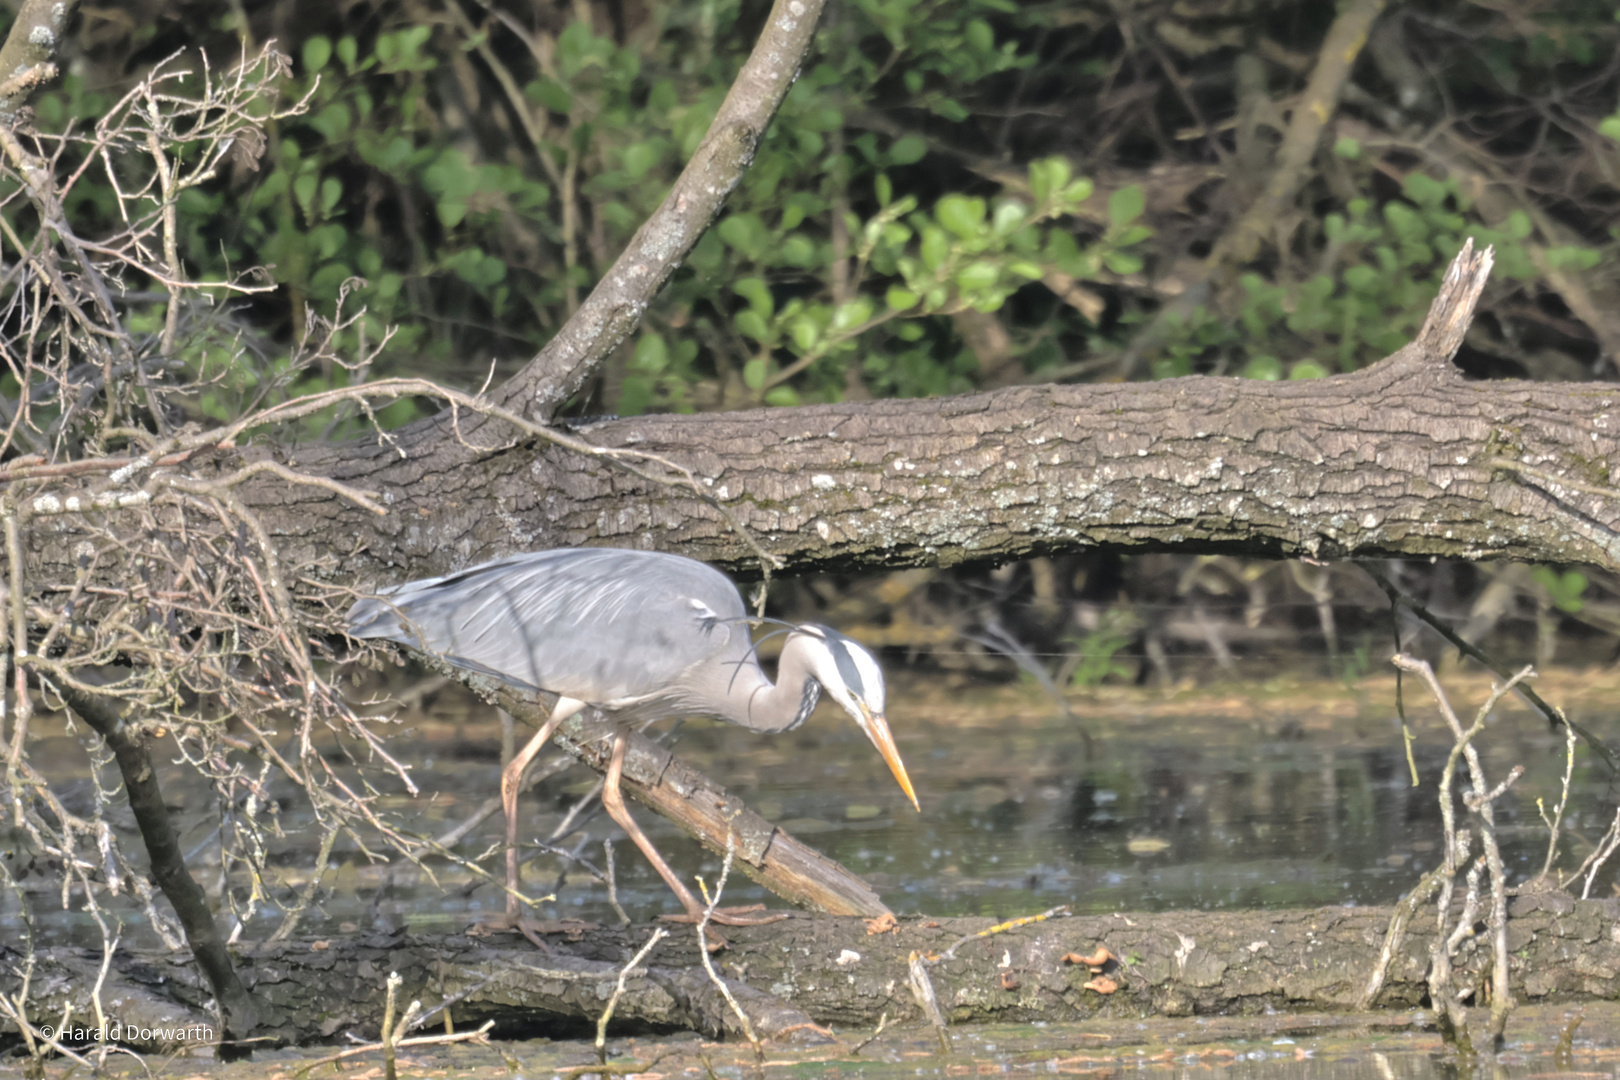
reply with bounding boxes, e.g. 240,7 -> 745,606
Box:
9,0 -> 1618,417
1158,173 -> 1600,381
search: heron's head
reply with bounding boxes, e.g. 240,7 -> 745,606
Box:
793,624 -> 919,812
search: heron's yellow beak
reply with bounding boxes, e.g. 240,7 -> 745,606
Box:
860,703 -> 919,812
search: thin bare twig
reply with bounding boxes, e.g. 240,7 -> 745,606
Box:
291,1020 -> 494,1077
596,927 -> 668,1059
1393,654 -> 1531,1052
696,832 -> 761,1052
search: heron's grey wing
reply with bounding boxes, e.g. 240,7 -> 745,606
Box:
346,548 -> 747,700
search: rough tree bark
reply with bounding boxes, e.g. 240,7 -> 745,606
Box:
5,893 -> 1614,1050
0,0 -> 74,123
20,242 -> 1620,592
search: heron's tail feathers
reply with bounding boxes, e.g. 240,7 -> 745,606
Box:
345,596 -> 406,638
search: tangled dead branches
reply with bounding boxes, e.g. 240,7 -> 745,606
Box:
0,47 -> 513,1036
0,39 -> 784,1049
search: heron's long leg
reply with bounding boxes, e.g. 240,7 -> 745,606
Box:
601,733 -> 787,932
502,697 -> 586,921
601,732 -> 707,915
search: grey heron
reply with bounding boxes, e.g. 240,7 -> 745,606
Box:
346,547 -> 918,927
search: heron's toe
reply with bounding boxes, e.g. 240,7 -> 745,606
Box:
659,903 -> 788,929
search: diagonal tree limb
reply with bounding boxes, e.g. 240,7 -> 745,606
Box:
1360,567 -> 1617,771
483,683 -> 892,918
1206,0 -> 1388,271
57,684 -> 261,1048
494,0 -> 830,422
1119,0 -> 1388,376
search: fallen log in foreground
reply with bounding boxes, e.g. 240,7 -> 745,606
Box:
3,892 -> 1615,1050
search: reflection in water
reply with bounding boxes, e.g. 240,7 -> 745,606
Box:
7,671 -> 1619,943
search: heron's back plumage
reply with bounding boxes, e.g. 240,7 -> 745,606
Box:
347,548 -> 746,703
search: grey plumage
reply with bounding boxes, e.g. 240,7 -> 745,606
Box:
346,548 -> 903,741
348,548 -> 743,705
346,545 -> 918,926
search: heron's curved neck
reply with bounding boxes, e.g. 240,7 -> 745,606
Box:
719,637 -> 819,733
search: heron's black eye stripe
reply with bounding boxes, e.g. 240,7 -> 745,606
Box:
822,627 -> 865,700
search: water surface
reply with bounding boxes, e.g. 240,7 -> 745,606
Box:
18,666 -> 1616,938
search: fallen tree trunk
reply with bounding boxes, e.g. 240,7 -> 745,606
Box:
22,241 -> 1620,589
241,243 -> 1620,580
7,892 -> 1614,1050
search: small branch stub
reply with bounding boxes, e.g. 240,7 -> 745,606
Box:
0,0 -> 73,122
1415,238 -> 1494,362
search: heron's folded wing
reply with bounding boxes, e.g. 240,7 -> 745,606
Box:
347,548 -> 746,699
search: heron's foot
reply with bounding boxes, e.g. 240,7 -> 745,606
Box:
659,904 -> 790,928
467,912 -> 564,952
654,917 -> 731,952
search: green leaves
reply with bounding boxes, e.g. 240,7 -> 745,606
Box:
303,36 -> 333,74
889,134 -> 928,165
633,332 -> 668,373
1163,167 -> 1601,378
622,332 -> 699,416
965,19 -> 995,53
779,234 -> 818,267
309,102 -> 352,142
526,78 -> 574,114
955,260 -> 999,292
735,309 -> 771,344
622,140 -> 664,179
742,357 -> 769,390
919,225 -> 951,271
293,173 -> 319,221
833,297 -> 875,331
789,315 -> 820,352
374,26 -> 435,74
936,195 -> 986,239
717,213 -> 771,261
319,177 -> 343,216
886,286 -> 920,311
1108,185 -> 1144,228
422,149 -> 479,227
1240,355 -> 1284,381
1543,245 -> 1601,271
733,274 -> 776,344
707,141 -> 1122,405
1028,157 -> 1093,216
1029,157 -> 1070,205
711,151 -> 1145,392
75,0 -> 1153,416
1403,172 -> 1447,207
441,247 -> 506,288
1532,567 -> 1587,614
733,277 -> 774,319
